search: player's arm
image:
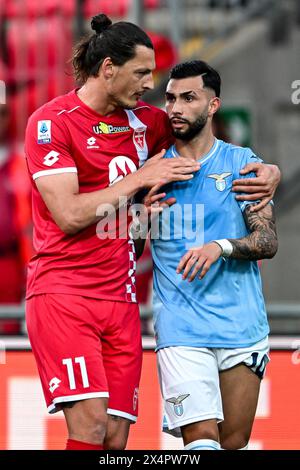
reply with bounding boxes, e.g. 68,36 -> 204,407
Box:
36,171 -> 143,235
232,163 -> 281,212
35,153 -> 196,235
227,203 -> 278,260
177,204 -> 278,281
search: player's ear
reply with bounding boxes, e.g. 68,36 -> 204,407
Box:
101,57 -> 114,79
209,97 -> 221,117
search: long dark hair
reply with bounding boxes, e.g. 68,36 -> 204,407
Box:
72,13 -> 153,84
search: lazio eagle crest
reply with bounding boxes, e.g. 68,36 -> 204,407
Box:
166,394 -> 190,417
207,172 -> 232,192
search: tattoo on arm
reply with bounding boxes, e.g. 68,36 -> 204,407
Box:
228,204 -> 278,260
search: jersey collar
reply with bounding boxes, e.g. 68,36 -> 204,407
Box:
171,138 -> 219,166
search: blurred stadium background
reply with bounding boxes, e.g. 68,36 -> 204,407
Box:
0,0 -> 300,450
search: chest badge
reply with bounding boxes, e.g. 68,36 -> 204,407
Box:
207,172 -> 232,192
133,127 -> 146,150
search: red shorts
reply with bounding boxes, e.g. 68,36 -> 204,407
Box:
26,294 -> 142,422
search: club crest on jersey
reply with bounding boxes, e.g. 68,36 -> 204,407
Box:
37,120 -> 51,144
207,172 -> 232,192
166,394 -> 190,417
133,127 -> 146,150
92,121 -> 130,135
109,156 -> 137,186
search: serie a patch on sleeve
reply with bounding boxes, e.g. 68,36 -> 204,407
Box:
37,120 -> 52,144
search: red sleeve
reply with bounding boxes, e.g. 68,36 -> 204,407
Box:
25,109 -> 77,181
150,108 -> 174,157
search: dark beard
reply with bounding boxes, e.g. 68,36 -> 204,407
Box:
172,113 -> 208,141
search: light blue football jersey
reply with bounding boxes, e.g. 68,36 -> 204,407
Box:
151,138 -> 270,349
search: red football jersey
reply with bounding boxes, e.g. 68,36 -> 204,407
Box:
25,89 -> 173,302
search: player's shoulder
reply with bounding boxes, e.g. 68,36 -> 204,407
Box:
219,140 -> 258,162
132,100 -> 168,122
27,90 -> 76,125
25,92 -> 75,145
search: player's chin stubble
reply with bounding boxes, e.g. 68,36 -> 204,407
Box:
113,95 -> 138,110
172,113 -> 208,141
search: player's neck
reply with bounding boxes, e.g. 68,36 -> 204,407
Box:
175,129 -> 216,161
77,81 -> 117,116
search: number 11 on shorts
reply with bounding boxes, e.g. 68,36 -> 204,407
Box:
62,356 -> 90,390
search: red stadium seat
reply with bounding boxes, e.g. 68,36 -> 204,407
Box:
84,0 -> 160,18
4,0 -> 75,19
84,0 -> 131,18
7,17 -> 73,79
6,15 -> 73,139
144,0 -> 160,9
4,0 -> 160,20
148,31 -> 178,71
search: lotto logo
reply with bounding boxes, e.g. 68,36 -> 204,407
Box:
49,377 -> 61,394
43,151 -> 60,167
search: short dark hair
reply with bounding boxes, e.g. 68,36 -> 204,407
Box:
169,60 -> 221,97
72,13 -> 154,84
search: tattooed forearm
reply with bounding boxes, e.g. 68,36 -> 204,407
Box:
228,204 -> 278,260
